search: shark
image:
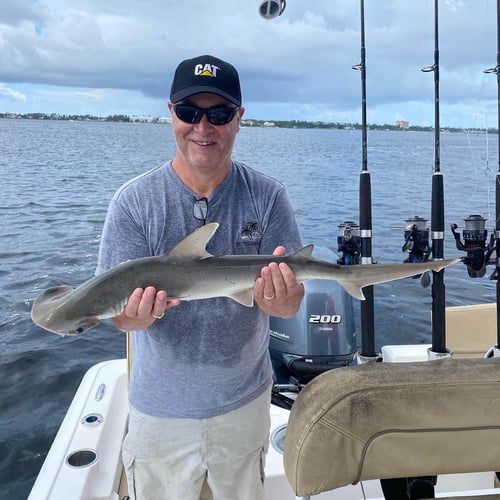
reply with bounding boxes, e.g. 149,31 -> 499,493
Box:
31,223 -> 460,336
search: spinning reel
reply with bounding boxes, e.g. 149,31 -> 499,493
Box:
337,221 -> 361,266
451,215 -> 495,278
402,216 -> 431,264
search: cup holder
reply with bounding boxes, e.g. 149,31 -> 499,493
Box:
270,424 -> 288,454
66,449 -> 98,468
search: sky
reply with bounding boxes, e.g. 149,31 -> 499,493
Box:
0,0 -> 498,128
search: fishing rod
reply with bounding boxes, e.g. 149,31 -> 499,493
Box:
484,0 -> 500,354
422,0 -> 448,356
352,0 -> 376,360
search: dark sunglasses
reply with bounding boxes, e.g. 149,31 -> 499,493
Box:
173,104 -> 239,126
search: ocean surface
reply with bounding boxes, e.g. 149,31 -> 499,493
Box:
1,118 -> 498,498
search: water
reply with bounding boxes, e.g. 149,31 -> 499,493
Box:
0,119 -> 497,498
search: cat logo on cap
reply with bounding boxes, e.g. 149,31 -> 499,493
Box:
194,63 -> 220,77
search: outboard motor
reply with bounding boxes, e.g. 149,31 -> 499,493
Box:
269,247 -> 357,386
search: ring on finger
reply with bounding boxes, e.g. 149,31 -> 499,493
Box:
153,312 -> 165,320
264,293 -> 275,300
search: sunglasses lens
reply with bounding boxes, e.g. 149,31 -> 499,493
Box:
174,105 -> 202,124
174,105 -> 238,125
207,107 -> 237,125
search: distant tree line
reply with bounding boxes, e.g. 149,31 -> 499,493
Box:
0,112 -> 133,122
0,112 -> 496,133
243,119 -> 497,134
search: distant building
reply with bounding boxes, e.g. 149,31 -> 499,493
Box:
130,115 -> 154,123
396,119 -> 409,130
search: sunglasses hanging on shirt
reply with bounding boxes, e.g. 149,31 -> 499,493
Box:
193,197 -> 208,225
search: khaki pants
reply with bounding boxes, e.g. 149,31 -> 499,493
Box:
122,387 -> 272,500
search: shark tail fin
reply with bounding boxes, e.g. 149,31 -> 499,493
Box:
335,258 -> 461,301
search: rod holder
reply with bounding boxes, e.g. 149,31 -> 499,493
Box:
427,348 -> 453,360
357,353 -> 382,364
484,346 -> 500,358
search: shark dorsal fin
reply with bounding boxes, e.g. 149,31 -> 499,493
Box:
293,244 -> 314,258
168,223 -> 219,258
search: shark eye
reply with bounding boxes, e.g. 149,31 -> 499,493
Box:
76,327 -> 85,334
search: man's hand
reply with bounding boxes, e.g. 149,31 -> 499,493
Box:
254,246 -> 304,318
112,287 -> 180,332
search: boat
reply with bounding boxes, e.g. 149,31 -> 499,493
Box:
27,304 -> 500,499
28,0 -> 500,498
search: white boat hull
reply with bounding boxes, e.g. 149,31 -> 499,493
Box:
28,359 -> 129,500
29,351 -> 500,499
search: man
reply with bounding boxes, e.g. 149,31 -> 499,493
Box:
97,54 -> 304,499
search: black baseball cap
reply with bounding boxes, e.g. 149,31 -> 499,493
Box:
170,55 -> 241,106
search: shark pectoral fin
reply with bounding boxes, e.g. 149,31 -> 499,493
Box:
229,290 -> 255,307
167,223 -> 219,258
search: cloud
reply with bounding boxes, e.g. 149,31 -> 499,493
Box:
0,83 -> 27,101
36,87 -> 112,101
0,0 -> 45,27
0,0 -> 497,127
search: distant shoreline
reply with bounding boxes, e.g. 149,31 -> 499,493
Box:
1,112 -> 496,134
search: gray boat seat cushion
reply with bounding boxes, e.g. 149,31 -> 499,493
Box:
283,358 -> 500,497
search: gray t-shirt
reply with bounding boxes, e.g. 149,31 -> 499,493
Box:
96,160 -> 302,418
